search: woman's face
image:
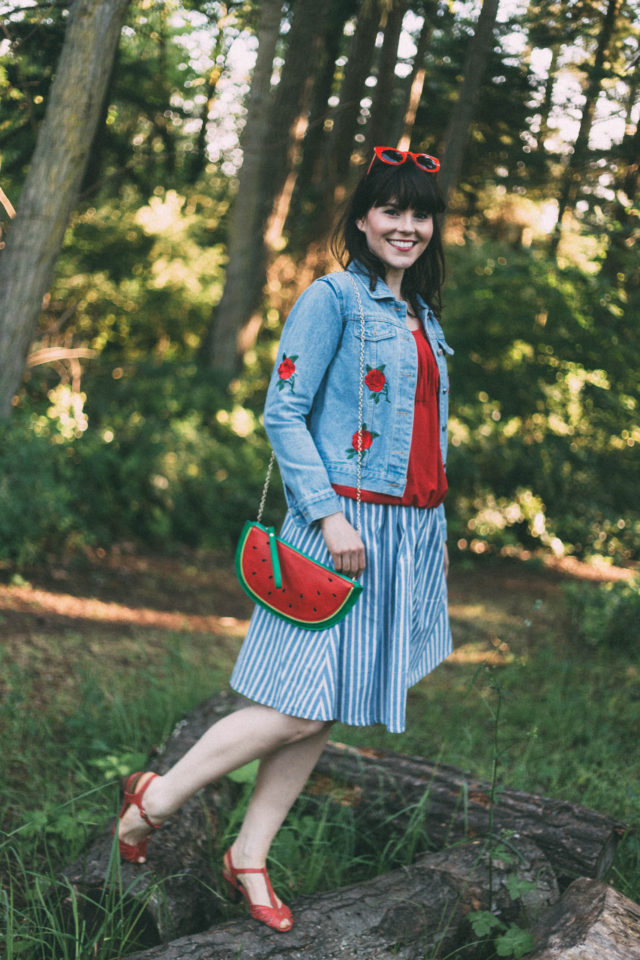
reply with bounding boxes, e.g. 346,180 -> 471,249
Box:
356,200 -> 433,277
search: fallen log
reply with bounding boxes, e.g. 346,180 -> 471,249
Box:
122,837 -> 558,960
147,692 -> 628,884
529,878 -> 640,959
62,697 -> 246,944
313,741 -> 628,884
63,691 -> 627,945
62,780 -> 236,946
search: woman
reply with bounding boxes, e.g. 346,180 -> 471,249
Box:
116,146 -> 453,934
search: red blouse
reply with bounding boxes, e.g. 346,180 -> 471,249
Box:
333,327 -> 448,508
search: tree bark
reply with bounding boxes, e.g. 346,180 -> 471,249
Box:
602,116 -> 639,286
121,837 -> 558,960
438,0 -> 500,203
536,44 -> 560,153
550,0 -> 621,257
0,0 -> 130,420
364,0 -> 408,155
397,9 -> 434,150
290,0 -> 356,224
314,741 -> 627,885
327,0 -> 382,186
204,0 -> 283,376
529,878 -> 640,960
62,696 -> 245,944
262,0 -> 326,247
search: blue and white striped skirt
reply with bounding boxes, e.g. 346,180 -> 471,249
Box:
230,497 -> 452,733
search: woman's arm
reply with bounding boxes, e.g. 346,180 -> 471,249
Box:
263,279 -> 346,524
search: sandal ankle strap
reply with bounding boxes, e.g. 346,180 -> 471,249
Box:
124,772 -> 161,830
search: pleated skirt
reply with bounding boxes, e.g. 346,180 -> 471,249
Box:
230,497 -> 452,733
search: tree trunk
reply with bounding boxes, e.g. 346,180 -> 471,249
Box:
601,115 -> 639,285
364,0 -> 408,155
397,10 -> 434,150
536,44 -> 560,153
121,838 -> 557,960
290,0 -> 356,227
438,0 -> 500,203
529,878 -> 640,960
262,0 -> 327,248
550,0 -> 621,257
0,0 -> 130,420
327,0 -> 382,187
204,0 -> 283,376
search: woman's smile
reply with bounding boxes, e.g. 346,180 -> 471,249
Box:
387,239 -> 418,251
356,200 -> 433,286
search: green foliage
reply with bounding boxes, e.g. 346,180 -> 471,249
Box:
2,360 -> 281,564
444,241 -> 640,563
563,577 -> 640,652
0,420 -> 75,565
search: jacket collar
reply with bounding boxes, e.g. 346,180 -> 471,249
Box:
347,260 -> 428,311
347,260 -> 396,301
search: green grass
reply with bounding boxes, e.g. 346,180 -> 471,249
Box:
0,553 -> 638,958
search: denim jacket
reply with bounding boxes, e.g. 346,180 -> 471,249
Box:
263,262 -> 454,539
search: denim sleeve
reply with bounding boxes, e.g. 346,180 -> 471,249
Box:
263,278 -> 344,524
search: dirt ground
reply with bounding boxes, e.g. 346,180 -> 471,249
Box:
1,542 -> 631,652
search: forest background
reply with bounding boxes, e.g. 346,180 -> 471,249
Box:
0,0 -> 639,572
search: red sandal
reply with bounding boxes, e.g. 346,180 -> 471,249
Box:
222,848 -> 293,932
116,771 -> 162,863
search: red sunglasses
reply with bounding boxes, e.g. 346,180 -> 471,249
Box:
367,146 -> 440,176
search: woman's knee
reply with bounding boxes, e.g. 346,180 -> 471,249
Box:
278,713 -> 332,743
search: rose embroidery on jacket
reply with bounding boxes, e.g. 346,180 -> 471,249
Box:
346,423 -> 379,460
277,353 -> 298,392
364,364 -> 390,403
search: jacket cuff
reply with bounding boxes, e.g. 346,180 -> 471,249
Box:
298,489 -> 344,525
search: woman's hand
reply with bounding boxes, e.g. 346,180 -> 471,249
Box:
320,512 -> 366,579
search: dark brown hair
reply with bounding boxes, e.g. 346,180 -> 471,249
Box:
331,157 -> 446,316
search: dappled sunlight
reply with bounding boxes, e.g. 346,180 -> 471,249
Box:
0,583 -> 249,638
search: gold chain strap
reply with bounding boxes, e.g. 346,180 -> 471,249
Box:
257,271 -> 366,533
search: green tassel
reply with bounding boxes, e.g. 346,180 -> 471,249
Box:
267,526 -> 282,589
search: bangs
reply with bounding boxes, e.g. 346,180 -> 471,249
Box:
368,162 -> 445,216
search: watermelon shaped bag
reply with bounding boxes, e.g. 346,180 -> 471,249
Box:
235,273 -> 367,631
235,519 -> 362,630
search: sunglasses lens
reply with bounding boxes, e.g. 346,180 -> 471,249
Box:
379,148 -> 404,164
415,154 -> 438,171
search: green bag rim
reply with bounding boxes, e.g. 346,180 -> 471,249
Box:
235,521 -> 363,631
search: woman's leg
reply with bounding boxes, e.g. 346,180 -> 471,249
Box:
118,705 -> 329,852
227,722 -> 333,911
